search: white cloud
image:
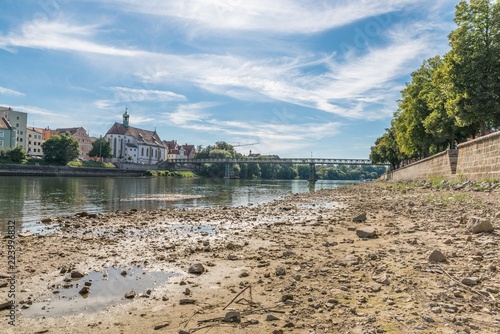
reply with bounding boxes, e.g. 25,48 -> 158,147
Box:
0,19 -> 146,56
110,0 -> 424,34
0,86 -> 24,96
109,87 -> 186,102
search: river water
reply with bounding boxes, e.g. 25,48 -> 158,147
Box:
0,176 -> 356,233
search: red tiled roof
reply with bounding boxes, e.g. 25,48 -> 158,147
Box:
107,123 -> 163,147
0,117 -> 12,130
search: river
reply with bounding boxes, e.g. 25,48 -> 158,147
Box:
0,176 -> 356,233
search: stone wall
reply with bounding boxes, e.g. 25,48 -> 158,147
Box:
456,131 -> 500,182
387,150 -> 458,181
0,164 -> 144,177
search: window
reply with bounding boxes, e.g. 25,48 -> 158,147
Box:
0,131 -> 3,137
29,134 -> 32,138
16,123 -> 19,127
0,140 -> 3,147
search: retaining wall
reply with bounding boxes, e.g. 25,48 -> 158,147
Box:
387,131 -> 500,181
0,164 -> 145,177
456,131 -> 500,182
387,150 -> 458,181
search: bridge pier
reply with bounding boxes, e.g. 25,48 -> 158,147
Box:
224,163 -> 233,178
309,163 -> 317,182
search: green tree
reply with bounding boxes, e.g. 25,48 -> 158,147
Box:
446,0 -> 500,136
6,146 -> 26,163
370,126 -> 402,170
42,133 -> 80,164
88,137 -> 112,160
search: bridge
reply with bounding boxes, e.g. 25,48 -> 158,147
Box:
160,157 -> 378,179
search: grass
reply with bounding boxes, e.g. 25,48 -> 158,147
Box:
67,161 -> 116,168
146,170 -> 198,178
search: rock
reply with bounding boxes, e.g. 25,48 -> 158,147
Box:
179,299 -> 196,305
335,255 -> 360,267
461,277 -> 480,286
41,218 -> 52,224
356,227 -> 377,239
188,263 -> 205,275
422,314 -> 435,323
0,301 -> 12,311
79,286 -> 90,295
372,272 -> 390,285
275,267 -> 286,276
223,311 -> 241,323
353,213 -> 367,222
0,282 -> 7,288
70,271 -> 85,279
429,249 -> 446,263
227,254 -> 238,261
281,294 -> 294,302
468,217 -> 495,233
183,288 -> 191,296
153,322 -> 170,330
125,291 -> 136,299
239,271 -> 249,278
266,314 -> 280,321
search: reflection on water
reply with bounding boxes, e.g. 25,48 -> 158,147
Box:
0,176 -> 356,233
21,266 -> 175,318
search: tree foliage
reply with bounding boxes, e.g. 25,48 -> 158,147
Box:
446,0 -> 500,135
372,0 -> 500,168
42,133 -> 80,164
88,137 -> 112,160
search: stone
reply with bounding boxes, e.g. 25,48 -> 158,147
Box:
223,311 -> 241,323
0,301 -> 12,311
70,270 -> 85,279
153,322 -> 170,330
41,218 -> 52,224
421,314 -> 435,323
266,314 -> 280,321
356,227 -> 377,239
179,299 -> 196,305
281,294 -> 294,302
429,249 -> 446,263
468,217 -> 495,233
227,254 -> 238,260
275,267 -> 286,276
79,286 -> 90,295
188,263 -> 205,275
125,291 -> 136,299
353,213 -> 367,222
335,255 -> 360,267
461,277 -> 480,286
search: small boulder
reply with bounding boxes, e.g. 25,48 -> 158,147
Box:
223,311 -> 241,323
352,213 -> 367,223
275,267 -> 286,277
429,249 -> 446,263
468,217 -> 495,233
70,271 -> 85,279
356,227 -> 377,239
78,286 -> 90,295
461,277 -> 480,286
188,263 -> 205,275
125,291 -> 136,299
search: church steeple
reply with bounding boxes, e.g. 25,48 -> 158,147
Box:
123,108 -> 129,128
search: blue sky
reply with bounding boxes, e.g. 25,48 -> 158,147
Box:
0,0 -> 458,158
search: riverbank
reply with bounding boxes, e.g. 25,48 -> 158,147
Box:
0,164 -> 145,177
1,182 -> 499,333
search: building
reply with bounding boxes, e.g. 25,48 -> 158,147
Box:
26,127 -> 44,156
105,110 -> 165,164
0,117 -> 16,151
0,106 -> 28,151
44,127 -> 93,160
181,144 -> 196,159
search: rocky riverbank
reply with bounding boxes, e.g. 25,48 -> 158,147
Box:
1,182 -> 499,334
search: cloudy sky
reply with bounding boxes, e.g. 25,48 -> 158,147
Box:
0,0 -> 458,158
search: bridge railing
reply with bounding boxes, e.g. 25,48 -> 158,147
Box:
160,158 -> 376,165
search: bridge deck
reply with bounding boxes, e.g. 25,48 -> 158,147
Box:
162,158 -> 374,165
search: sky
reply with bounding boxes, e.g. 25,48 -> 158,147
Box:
0,0 -> 459,158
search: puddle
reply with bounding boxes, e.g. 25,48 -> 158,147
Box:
21,266 -> 176,318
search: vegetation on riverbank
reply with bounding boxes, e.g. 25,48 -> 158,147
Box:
145,170 -> 198,178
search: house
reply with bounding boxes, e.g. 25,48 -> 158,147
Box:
0,117 -> 16,151
105,110 -> 165,164
44,127 -> 93,160
163,140 -> 179,159
26,127 -> 44,156
181,144 -> 196,159
0,106 -> 28,151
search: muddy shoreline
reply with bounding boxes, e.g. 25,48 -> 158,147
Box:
1,182 -> 499,334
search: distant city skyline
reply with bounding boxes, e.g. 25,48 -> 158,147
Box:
0,0 -> 458,158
